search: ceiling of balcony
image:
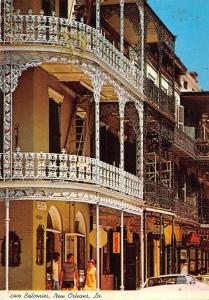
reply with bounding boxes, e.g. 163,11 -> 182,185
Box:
41,63 -> 118,102
181,92 -> 209,115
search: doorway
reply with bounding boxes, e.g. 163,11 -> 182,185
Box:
46,206 -> 62,289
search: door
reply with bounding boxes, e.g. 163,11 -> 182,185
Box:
125,243 -> 136,290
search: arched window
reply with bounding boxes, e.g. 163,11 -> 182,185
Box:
1,231 -> 21,267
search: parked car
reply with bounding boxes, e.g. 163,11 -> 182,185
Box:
143,274 -> 209,290
195,274 -> 209,286
137,274 -> 209,300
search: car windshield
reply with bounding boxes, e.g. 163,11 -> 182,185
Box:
146,276 -> 187,287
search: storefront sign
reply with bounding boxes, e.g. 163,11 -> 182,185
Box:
113,232 -> 120,253
89,228 -> 107,248
184,232 -> 200,244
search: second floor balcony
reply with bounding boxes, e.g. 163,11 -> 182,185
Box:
0,149 -> 142,200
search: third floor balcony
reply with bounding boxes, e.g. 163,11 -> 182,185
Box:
144,78 -> 175,118
0,9 -> 142,92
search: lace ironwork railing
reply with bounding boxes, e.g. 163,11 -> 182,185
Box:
196,143 -> 209,157
0,149 -> 142,199
145,182 -> 175,209
1,9 -> 142,89
144,78 -> 174,117
198,201 -> 209,224
175,200 -> 199,223
174,128 -> 197,158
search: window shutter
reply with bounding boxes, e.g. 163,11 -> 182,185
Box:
177,105 -> 184,131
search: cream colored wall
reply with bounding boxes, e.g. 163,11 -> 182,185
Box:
0,201 -> 33,290
33,68 -> 49,152
146,63 -> 158,85
13,69 -> 34,152
180,73 -> 201,92
13,67 -> 76,153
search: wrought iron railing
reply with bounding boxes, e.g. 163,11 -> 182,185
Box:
145,182 -> 175,209
0,149 -> 142,199
174,128 -> 197,158
144,78 -> 159,106
175,200 -> 199,223
199,204 -> 209,224
159,89 -> 174,117
196,143 -> 209,157
144,78 -> 174,117
1,10 -> 142,89
174,128 -> 209,158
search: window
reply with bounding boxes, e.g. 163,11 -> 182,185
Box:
183,80 -> 188,90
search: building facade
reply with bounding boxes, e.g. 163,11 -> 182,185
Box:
0,0 -> 208,291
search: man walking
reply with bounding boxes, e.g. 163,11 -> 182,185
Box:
60,253 -> 78,290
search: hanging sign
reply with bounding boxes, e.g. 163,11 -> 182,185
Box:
89,228 -> 107,248
113,232 -> 120,254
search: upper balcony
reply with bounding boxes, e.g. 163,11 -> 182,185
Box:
175,200 -> 199,224
0,149 -> 142,200
174,128 -> 197,159
0,9 -> 142,92
144,78 -> 175,118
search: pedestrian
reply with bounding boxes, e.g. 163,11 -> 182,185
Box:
60,253 -> 78,290
52,252 -> 60,290
84,259 -> 96,291
181,261 -> 188,274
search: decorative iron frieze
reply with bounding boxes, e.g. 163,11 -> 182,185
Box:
0,188 -> 143,215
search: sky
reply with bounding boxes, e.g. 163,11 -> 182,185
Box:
148,0 -> 209,91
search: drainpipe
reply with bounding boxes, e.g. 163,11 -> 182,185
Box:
5,195 -> 10,291
120,208 -> 124,290
96,201 -> 100,290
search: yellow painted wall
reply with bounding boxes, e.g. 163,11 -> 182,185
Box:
0,199 -> 90,290
13,69 -> 34,152
0,201 -> 33,290
33,68 -> 49,152
154,240 -> 160,277
13,67 -> 76,153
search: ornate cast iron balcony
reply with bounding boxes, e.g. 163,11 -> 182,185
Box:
144,78 -> 174,117
174,128 -> 197,158
0,149 -> 142,199
174,128 -> 209,159
1,9 -> 142,90
196,143 -> 209,157
145,182 -> 175,210
199,203 -> 209,224
175,200 -> 199,223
